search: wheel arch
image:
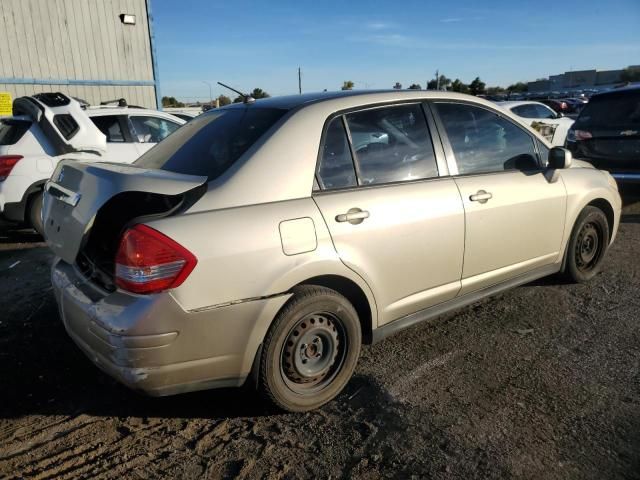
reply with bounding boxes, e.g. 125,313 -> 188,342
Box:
296,274 -> 374,344
586,197 -> 615,242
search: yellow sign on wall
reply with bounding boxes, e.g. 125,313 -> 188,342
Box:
0,92 -> 12,117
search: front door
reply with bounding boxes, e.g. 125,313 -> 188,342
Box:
432,101 -> 566,295
313,104 -> 465,326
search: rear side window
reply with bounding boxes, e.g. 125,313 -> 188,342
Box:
53,114 -> 79,140
130,116 -> 181,143
135,107 -> 286,181
345,103 -> 438,185
0,119 -> 31,145
90,116 -> 126,142
317,117 -> 357,189
436,102 -> 539,174
576,91 -> 640,127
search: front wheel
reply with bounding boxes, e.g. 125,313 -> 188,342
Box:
259,285 -> 361,412
563,206 -> 610,283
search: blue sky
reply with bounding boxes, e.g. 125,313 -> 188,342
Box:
151,0 -> 640,102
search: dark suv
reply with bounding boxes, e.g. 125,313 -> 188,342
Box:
566,86 -> 640,182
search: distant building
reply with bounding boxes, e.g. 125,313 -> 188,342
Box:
0,0 -> 160,109
527,66 -> 633,93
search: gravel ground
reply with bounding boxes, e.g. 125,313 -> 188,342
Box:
1,191 -> 639,479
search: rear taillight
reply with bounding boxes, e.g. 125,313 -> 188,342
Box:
115,224 -> 197,294
574,130 -> 592,141
0,155 -> 23,180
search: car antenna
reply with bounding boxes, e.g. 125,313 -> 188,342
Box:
217,82 -> 255,104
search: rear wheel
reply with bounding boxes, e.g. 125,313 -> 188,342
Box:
28,191 -> 44,236
563,206 -> 609,283
259,285 -> 361,412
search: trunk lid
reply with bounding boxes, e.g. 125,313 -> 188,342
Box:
43,160 -> 207,265
12,92 -> 107,156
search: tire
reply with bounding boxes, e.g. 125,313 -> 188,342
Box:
28,191 -> 44,237
259,285 -> 362,412
563,206 -> 610,283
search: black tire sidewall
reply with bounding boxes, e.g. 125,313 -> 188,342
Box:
28,191 -> 44,236
260,287 -> 361,412
566,206 -> 609,283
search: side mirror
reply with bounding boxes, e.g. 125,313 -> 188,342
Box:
548,147 -> 572,169
556,112 -> 564,119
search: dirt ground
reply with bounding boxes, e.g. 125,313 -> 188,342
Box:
1,190 -> 639,479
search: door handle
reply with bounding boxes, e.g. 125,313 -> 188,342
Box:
469,190 -> 492,204
335,208 -> 370,225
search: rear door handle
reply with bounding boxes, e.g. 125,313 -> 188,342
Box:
336,208 -> 370,224
469,190 -> 492,203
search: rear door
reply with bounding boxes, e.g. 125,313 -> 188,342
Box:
89,114 -> 139,163
313,103 -> 465,326
431,101 -> 566,295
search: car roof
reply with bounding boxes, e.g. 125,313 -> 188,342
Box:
221,89 -> 484,111
590,84 -> 640,100
85,107 -> 182,118
496,100 -> 549,108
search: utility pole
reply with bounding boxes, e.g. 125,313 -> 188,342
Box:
202,81 -> 213,105
435,70 -> 440,90
298,67 -> 302,94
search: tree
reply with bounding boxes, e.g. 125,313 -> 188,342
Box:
407,83 -> 422,90
621,67 -> 640,82
250,88 -> 270,99
393,82 -> 402,90
217,94 -> 231,106
161,96 -> 184,108
506,82 -> 528,93
427,75 -> 451,90
233,88 -> 270,103
450,79 -> 469,93
341,81 -> 355,91
469,77 -> 486,96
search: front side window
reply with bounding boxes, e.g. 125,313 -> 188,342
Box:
436,103 -> 539,174
317,117 -> 357,189
130,116 -> 181,143
344,104 -> 438,185
90,115 -> 125,142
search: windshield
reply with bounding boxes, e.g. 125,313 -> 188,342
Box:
135,107 -> 287,181
576,91 -> 640,127
0,119 -> 31,145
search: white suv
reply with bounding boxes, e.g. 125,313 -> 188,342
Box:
0,92 -> 184,233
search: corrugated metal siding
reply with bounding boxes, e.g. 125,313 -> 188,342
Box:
0,0 -> 157,108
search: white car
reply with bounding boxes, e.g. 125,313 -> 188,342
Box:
497,101 -> 574,147
0,93 -> 184,233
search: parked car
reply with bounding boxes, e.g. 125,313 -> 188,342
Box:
171,112 -> 198,122
497,101 -> 575,146
540,99 -> 570,115
43,90 -> 621,412
0,92 -> 184,234
566,85 -> 640,182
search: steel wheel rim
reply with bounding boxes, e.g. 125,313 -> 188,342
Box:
575,221 -> 603,272
280,312 -> 347,394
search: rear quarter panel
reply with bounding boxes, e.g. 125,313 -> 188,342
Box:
147,197 -> 378,325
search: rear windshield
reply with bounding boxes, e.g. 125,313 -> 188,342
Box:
0,119 -> 31,145
576,91 -> 640,127
134,107 -> 287,181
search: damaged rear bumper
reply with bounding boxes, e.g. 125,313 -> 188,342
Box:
51,258 -> 290,396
